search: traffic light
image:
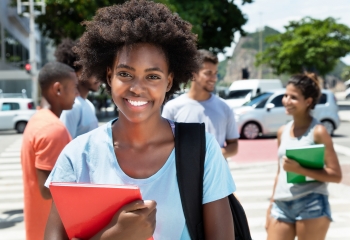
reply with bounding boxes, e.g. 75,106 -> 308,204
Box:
25,63 -> 31,74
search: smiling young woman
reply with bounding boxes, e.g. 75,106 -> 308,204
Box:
43,1 -> 236,240
266,73 -> 342,240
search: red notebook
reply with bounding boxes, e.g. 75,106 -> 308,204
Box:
50,182 -> 153,240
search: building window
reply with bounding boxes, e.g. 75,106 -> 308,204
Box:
5,30 -> 29,68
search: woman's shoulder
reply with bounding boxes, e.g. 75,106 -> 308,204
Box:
64,121 -> 112,153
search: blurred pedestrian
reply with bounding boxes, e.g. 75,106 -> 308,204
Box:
44,1 -> 235,239
21,62 -> 77,240
55,38 -> 101,138
266,73 -> 342,240
162,49 -> 239,159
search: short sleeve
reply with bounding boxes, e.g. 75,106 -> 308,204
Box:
161,103 -> 174,120
34,124 -> 71,171
203,133 -> 236,204
226,108 -> 240,140
60,103 -> 80,139
44,146 -> 77,188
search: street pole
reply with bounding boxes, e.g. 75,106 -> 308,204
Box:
258,12 -> 263,79
28,0 -> 38,105
17,0 -> 45,106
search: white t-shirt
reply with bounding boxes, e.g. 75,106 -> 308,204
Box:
60,96 -> 98,138
162,93 -> 239,147
45,119 -> 236,240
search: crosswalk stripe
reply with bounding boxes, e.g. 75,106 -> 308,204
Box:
0,170 -> 22,177
232,173 -> 275,180
0,152 -> 20,158
0,179 -> 23,185
0,164 -> 22,171
241,198 -> 350,211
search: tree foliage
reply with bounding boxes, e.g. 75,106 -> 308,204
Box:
13,0 -> 252,53
341,65 -> 350,80
255,17 -> 350,76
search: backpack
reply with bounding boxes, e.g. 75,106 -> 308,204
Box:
174,122 -> 252,240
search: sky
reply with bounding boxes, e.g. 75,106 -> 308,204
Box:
217,0 -> 350,64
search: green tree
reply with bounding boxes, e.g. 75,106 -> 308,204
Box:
255,17 -> 350,77
341,65 -> 350,80
13,0 -> 252,52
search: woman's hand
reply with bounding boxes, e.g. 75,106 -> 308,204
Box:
91,200 -> 157,240
282,156 -> 302,174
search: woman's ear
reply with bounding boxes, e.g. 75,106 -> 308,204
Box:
306,97 -> 313,108
106,67 -> 112,87
166,73 -> 174,92
191,72 -> 198,81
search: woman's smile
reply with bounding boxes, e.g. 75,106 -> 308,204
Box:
124,98 -> 151,110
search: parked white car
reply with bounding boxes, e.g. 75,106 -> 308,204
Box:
234,89 -> 340,139
225,79 -> 283,108
0,98 -> 36,133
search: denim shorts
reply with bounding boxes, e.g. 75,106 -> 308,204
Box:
271,193 -> 332,223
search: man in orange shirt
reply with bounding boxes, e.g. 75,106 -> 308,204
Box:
21,62 -> 77,240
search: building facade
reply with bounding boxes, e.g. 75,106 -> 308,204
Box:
0,0 -> 44,99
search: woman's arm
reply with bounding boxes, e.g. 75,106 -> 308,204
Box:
44,201 -> 69,240
44,200 -> 157,240
203,197 -> 234,239
265,125 -> 283,231
283,125 -> 342,183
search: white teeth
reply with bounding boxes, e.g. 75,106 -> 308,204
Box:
127,99 -> 148,106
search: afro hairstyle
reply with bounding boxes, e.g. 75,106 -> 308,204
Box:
55,38 -> 81,71
74,0 -> 198,100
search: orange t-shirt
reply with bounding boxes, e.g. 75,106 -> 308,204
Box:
21,109 -> 71,240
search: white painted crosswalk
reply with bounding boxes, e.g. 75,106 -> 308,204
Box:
0,137 -> 25,240
228,162 -> 350,240
0,137 -> 349,240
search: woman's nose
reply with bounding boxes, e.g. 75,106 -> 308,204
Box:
129,78 -> 145,95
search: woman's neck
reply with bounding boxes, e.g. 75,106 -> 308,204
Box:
293,113 -> 313,129
112,114 -> 169,148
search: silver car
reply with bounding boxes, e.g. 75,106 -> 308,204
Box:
235,89 -> 340,139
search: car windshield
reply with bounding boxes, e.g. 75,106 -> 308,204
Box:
242,92 -> 273,107
226,89 -> 252,99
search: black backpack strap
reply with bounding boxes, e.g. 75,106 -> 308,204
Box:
175,122 -> 205,240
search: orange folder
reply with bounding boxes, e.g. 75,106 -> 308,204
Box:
50,182 -> 153,240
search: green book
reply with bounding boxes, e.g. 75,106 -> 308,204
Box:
286,144 -> 325,184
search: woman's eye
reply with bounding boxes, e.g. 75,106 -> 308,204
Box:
148,75 -> 161,80
118,72 -> 131,78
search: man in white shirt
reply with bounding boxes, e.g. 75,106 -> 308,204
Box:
55,39 -> 100,138
162,49 -> 239,158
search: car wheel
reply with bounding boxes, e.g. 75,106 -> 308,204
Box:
321,120 -> 334,136
16,121 -> 27,134
242,122 -> 260,139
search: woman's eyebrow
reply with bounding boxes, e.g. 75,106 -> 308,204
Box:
145,67 -> 164,73
116,64 -> 135,71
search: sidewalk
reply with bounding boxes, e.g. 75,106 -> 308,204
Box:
339,110 -> 350,122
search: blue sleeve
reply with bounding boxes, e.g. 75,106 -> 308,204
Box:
60,103 -> 80,139
44,144 -> 78,188
203,133 -> 236,204
161,103 -> 174,120
226,108 -> 240,140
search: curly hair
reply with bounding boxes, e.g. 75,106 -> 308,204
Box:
287,72 -> 321,109
74,0 -> 198,100
54,38 -> 82,71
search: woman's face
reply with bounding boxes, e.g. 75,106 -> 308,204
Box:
282,84 -> 313,116
107,43 -> 173,123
